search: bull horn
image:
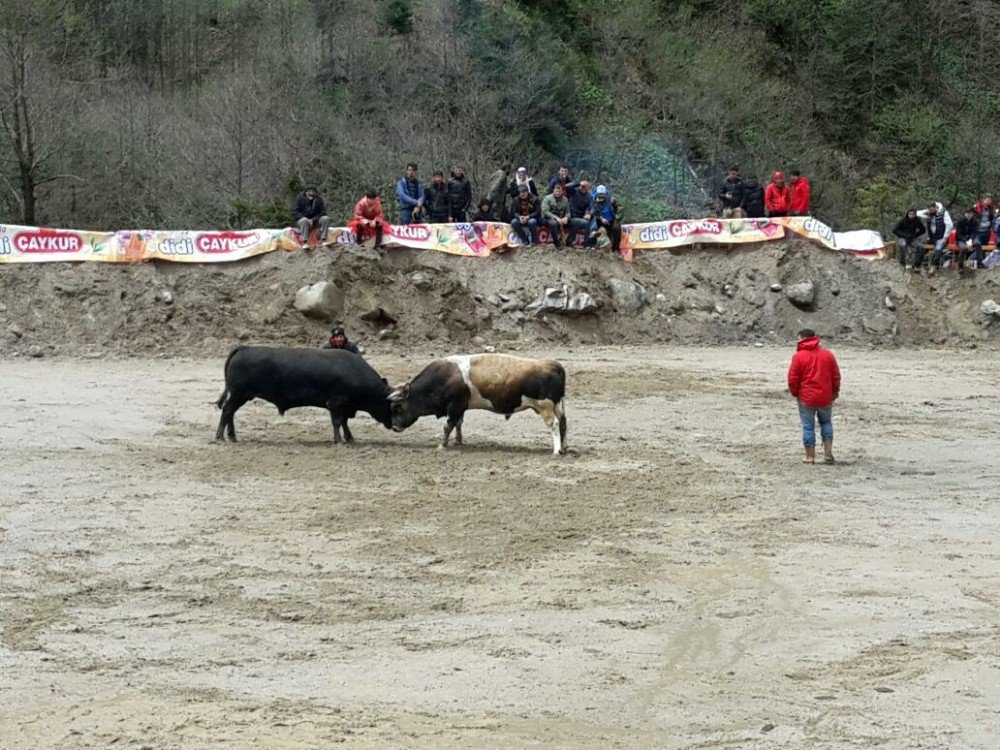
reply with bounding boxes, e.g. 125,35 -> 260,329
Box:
387,386 -> 406,402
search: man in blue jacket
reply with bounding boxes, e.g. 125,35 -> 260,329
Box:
396,163 -> 425,224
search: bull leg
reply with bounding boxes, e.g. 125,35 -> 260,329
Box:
454,419 -> 463,445
342,419 -> 354,444
214,410 -> 227,442
535,400 -> 562,456
329,411 -> 342,444
216,396 -> 246,442
441,405 -> 466,450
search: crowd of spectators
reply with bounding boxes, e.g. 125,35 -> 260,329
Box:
717,166 -> 811,219
892,196 -> 999,272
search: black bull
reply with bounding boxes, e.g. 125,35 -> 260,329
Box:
214,347 -> 393,443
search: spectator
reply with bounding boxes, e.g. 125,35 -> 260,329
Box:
321,325 -> 361,354
509,167 -> 539,200
510,183 -> 540,244
891,208 -> 926,270
567,178 -> 592,245
486,164 -> 510,221
972,194 -> 995,267
718,165 -> 744,218
949,207 -> 978,271
547,165 -> 577,195
740,175 -> 766,218
292,186 -> 330,248
395,163 -> 425,224
916,202 -> 953,269
764,171 -> 792,217
589,185 -> 623,254
447,165 -> 473,222
541,182 -> 572,248
471,197 -> 496,222
423,170 -> 451,223
790,170 -> 811,215
787,328 -> 841,465
349,188 -> 385,248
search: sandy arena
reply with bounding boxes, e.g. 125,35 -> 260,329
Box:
1,345 -> 999,748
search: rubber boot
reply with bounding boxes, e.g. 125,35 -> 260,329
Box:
823,440 -> 835,464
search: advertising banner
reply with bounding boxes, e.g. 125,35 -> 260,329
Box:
774,216 -> 886,259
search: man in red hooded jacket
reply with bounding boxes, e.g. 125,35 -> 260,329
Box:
787,329 -> 841,464
764,171 -> 792,217
349,188 -> 385,248
790,171 -> 811,215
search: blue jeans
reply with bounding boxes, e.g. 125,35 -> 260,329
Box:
798,402 -> 833,447
511,217 -> 538,244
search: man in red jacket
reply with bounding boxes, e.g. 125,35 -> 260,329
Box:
349,188 -> 385,248
787,329 -> 841,464
764,171 -> 792,217
790,171 -> 811,215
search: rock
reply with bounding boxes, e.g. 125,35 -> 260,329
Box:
359,306 -> 397,327
884,295 -> 896,311
0,303 -> 7,312
472,334 -> 486,346
980,299 -> 1000,316
377,328 -> 397,341
713,303 -> 725,315
472,294 -> 484,303
770,283 -> 782,292
154,289 -> 174,304
483,345 -> 496,353
7,323 -> 23,339
682,274 -> 698,289
785,280 -> 815,308
862,314 -> 896,335
294,281 -> 344,321
486,294 -> 502,307
410,272 -> 432,291
754,342 -> 764,348
259,301 -> 285,325
655,293 -> 667,303
526,284 -> 599,317
27,345 -> 43,358
608,278 -> 648,314
500,299 -> 521,313
723,284 -> 735,297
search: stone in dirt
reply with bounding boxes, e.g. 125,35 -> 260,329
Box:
785,280 -> 815,309
360,306 -> 398,326
608,278 -> 648,314
410,272 -> 432,291
294,281 -> 344,321
526,284 -> 598,317
980,299 -> 1000,317
770,283 -> 782,292
27,345 -> 43,358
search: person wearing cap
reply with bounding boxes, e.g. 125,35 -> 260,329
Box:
471,197 -> 496,222
567,178 -> 592,245
395,162 -> 425,224
787,328 -> 841,465
349,188 -> 385,249
588,185 -> 622,254
541,182 -> 572,248
509,182 -> 541,244
764,171 -> 792,217
789,170 -> 811,215
292,186 -> 331,247
321,326 -> 360,354
508,167 -> 538,200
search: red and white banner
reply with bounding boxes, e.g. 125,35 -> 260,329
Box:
0,215 -> 885,264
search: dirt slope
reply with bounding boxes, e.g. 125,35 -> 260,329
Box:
1,241 -> 999,359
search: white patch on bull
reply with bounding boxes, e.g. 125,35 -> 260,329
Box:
521,397 -> 562,455
446,354 -> 494,410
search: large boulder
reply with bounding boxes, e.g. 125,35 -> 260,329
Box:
608,278 -> 648,314
526,284 -> 599,318
980,299 -> 1000,317
294,281 -> 344,321
785,280 -> 815,309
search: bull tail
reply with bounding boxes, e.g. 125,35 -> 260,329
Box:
556,398 -> 567,446
217,346 -> 244,409
215,388 -> 229,410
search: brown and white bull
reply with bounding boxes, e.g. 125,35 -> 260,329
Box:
387,354 -> 568,455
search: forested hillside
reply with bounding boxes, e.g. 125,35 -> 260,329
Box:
1,0 -> 998,232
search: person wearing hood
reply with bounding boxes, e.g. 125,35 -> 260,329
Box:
790,170 -> 811,215
349,188 -> 385,248
320,325 -> 361,355
447,165 -> 473,222
892,208 -> 926,269
764,171 -> 792,217
915,202 -> 953,269
740,175 -> 766,218
471,197 -> 496,222
787,328 -> 841,465
395,162 -> 425,224
588,185 -> 622,254
292,186 -> 331,247
508,167 -> 539,200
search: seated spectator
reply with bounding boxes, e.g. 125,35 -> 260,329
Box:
718,166 -> 744,218
973,194 -> 996,266
349,188 -> 385,248
589,185 -> 623,254
790,170 -> 811,215
892,208 -> 926,269
764,171 -> 792,217
740,175 -> 766,218
949,207 -> 978,270
423,170 -> 451,223
447,165 -> 472,222
395,163 -> 425,224
548,165 -> 578,195
292,186 -> 330,247
510,183 -> 540,244
509,167 -> 539,200
471,197 -> 496,222
568,179 -> 592,244
541,183 -> 572,248
916,202 -> 953,268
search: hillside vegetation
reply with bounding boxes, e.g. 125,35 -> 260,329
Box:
1,0 -> 997,233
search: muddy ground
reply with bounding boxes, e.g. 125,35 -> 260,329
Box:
1,345 -> 998,748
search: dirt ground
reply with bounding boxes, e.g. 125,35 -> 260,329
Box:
1,345 -> 999,749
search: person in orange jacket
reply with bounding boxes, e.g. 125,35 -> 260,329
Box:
790,170 -> 811,215
349,188 -> 385,248
764,171 -> 792,217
